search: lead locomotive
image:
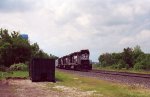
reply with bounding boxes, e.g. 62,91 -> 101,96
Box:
56,49 -> 92,71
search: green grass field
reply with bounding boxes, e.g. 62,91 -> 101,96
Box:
92,64 -> 150,74
54,71 -> 150,97
0,71 -> 28,79
1,70 -> 150,97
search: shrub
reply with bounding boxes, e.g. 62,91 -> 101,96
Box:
110,64 -> 118,69
144,55 -> 150,70
125,64 -> 130,70
93,63 -> 101,68
117,63 -> 124,69
100,61 -> 107,67
110,63 -> 124,70
9,63 -> 28,71
145,63 -> 150,70
134,62 -> 144,70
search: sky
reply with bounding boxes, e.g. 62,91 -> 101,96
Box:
0,0 -> 150,62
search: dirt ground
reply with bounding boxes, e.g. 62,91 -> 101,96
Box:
0,79 -> 98,97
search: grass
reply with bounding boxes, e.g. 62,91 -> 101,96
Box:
0,71 -> 28,79
53,71 -> 150,97
10,71 -> 29,78
92,64 -> 150,74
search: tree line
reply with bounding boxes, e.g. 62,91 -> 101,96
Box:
98,45 -> 150,70
0,28 -> 57,67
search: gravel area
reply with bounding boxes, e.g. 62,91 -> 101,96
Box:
0,79 -> 98,97
57,69 -> 150,88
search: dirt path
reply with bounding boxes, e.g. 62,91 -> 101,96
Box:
0,79 -> 97,97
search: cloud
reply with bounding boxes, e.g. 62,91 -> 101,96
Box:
119,30 -> 150,45
0,0 -> 150,61
137,30 -> 150,39
0,0 -> 42,12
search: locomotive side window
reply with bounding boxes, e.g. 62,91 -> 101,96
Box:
65,57 -> 69,63
74,56 -> 78,63
65,58 -> 67,63
61,59 -> 63,64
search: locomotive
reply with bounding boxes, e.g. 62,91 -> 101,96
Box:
56,49 -> 92,71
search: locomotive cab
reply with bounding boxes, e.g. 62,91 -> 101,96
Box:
80,50 -> 92,70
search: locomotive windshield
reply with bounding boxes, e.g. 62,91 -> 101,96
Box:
81,53 -> 89,60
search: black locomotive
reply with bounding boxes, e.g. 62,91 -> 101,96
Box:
56,49 -> 92,71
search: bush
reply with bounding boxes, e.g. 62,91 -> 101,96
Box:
145,64 -> 150,70
125,64 -> 130,70
92,64 -> 100,68
110,64 -> 118,69
9,63 -> 28,71
134,62 -> 144,70
110,63 -> 125,70
117,63 -> 124,69
100,61 -> 107,67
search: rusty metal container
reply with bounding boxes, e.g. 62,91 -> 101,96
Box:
29,58 -> 55,82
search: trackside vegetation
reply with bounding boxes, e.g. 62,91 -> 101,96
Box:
98,45 -> 150,71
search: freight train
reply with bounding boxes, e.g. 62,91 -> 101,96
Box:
56,49 -> 92,71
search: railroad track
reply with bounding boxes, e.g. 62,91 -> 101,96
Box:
57,68 -> 150,88
91,69 -> 150,79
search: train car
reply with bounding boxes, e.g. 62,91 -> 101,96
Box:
57,49 -> 92,71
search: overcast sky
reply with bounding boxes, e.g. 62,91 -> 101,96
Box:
0,0 -> 150,62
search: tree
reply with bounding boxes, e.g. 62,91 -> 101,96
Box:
34,50 -> 50,58
31,43 -> 40,57
133,45 -> 142,53
0,29 -> 32,67
11,31 -> 19,38
49,54 -> 58,59
98,45 -> 150,70
0,28 -> 56,67
11,37 -> 31,64
0,42 -> 12,66
133,45 -> 144,64
98,53 -> 113,67
122,47 -> 134,68
0,29 -> 12,44
111,53 -> 122,64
